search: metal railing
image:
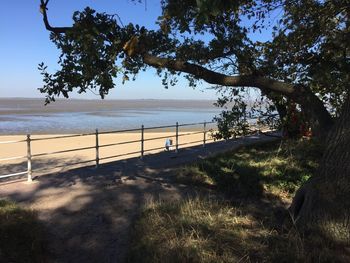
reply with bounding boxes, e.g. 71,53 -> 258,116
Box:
0,121 -> 216,182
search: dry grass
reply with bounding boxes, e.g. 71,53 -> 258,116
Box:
127,139 -> 349,262
128,196 -> 333,263
127,197 -> 271,263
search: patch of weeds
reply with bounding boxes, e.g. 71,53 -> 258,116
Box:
175,139 -> 322,200
127,197 -> 270,263
128,197 -> 348,263
176,165 -> 214,187
0,199 -> 48,263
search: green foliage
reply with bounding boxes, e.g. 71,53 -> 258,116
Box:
39,7 -> 176,104
40,0 -> 348,135
39,8 -> 123,103
213,91 -> 251,139
0,200 -> 47,263
213,87 -> 285,137
263,0 -> 349,115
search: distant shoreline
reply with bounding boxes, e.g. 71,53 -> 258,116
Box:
0,98 -> 218,115
0,97 -> 216,102
0,98 -> 219,135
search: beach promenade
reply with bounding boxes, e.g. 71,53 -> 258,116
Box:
0,133 -> 278,262
0,128 -> 217,180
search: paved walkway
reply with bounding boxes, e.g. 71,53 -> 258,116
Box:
0,134 -> 278,263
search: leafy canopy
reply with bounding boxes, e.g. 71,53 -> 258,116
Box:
39,0 -> 349,125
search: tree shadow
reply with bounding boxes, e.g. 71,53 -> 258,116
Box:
1,135 -> 279,262
152,139 -> 350,262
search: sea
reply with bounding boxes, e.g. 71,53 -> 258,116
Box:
0,98 -> 222,135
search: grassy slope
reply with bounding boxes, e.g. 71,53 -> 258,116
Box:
127,140 -> 350,263
175,139 -> 321,200
0,200 -> 47,263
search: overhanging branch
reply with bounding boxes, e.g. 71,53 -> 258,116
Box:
142,53 -> 295,96
40,0 -> 71,34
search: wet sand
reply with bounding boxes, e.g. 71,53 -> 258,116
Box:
0,98 -> 220,135
0,98 -> 217,115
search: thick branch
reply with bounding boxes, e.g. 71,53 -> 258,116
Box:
142,53 -> 295,95
40,0 -> 71,34
142,53 -> 333,136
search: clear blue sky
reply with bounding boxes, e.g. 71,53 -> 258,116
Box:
0,0 -> 218,100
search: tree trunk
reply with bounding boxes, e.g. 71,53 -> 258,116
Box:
290,93 -> 350,243
295,86 -> 334,138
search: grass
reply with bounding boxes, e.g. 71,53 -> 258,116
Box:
176,139 -> 322,200
0,199 -> 47,263
127,139 -> 350,262
127,197 -> 270,263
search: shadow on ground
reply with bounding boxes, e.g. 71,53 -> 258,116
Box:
0,134 -> 278,262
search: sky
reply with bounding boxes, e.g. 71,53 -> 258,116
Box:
0,0 -> 218,100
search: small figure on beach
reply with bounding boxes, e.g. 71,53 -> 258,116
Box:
165,138 -> 173,151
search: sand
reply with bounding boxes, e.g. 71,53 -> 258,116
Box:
0,131 -> 214,179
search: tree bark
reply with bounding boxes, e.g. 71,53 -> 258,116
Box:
290,93 -> 350,243
295,86 -> 334,138
142,54 -> 333,137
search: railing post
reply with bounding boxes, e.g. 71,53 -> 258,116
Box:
203,121 -> 207,147
26,134 -> 32,182
175,122 -> 179,153
141,124 -> 144,158
95,129 -> 99,168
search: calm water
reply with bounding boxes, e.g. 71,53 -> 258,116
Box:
0,99 -> 221,134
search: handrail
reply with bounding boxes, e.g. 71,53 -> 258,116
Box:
31,133 -> 95,141
98,127 -> 141,134
143,124 -> 177,130
178,121 -> 214,127
0,155 -> 27,162
177,131 -> 203,137
143,134 -> 172,142
0,171 -> 28,179
0,120 -> 268,182
99,139 -> 141,148
0,139 -> 26,144
99,150 -> 141,161
32,145 -> 96,157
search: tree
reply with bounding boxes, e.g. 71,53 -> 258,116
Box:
290,93 -> 350,244
38,0 -> 349,242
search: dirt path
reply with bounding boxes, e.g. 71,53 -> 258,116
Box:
0,134 -> 278,263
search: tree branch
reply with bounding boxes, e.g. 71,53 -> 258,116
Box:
142,53 -> 295,95
40,0 -> 71,34
141,52 -> 333,135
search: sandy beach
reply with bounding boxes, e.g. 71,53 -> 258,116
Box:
0,130 -> 215,180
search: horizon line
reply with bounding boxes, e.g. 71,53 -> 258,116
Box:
0,97 -> 217,101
